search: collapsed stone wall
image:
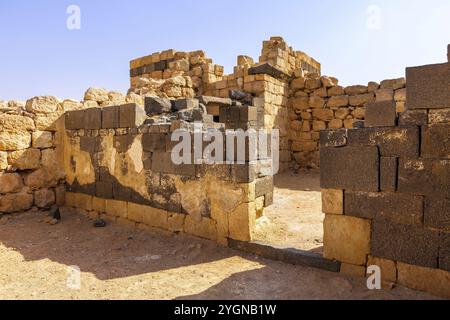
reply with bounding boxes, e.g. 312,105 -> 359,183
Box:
288,74 -> 406,169
320,53 -> 450,298
63,97 -> 275,244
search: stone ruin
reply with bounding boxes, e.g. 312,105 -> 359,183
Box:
0,37 -> 448,298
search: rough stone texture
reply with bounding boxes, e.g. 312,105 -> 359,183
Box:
321,189 -> 343,215
25,96 -> 60,114
440,232 -> 450,271
365,101 -> 396,127
367,256 -> 397,283
0,192 -> 33,213
119,103 -> 147,128
7,149 -> 41,170
320,146 -> 379,192
145,97 -> 172,115
32,131 -> 53,149
421,124 -> 450,159
407,62 -> 450,110
429,108 -> 450,124
347,126 -> 419,158
397,262 -> 450,299
323,214 -> 371,266
398,109 -> 428,126
345,192 -> 423,225
34,188 -> 55,208
424,197 -> 450,230
380,157 -> 397,192
0,173 -> 23,194
0,131 -> 31,151
340,263 -> 366,278
398,159 -> 450,198
372,221 -> 440,269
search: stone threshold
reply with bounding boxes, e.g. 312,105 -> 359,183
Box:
228,239 -> 341,272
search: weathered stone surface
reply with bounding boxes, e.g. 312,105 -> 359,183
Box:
65,110 -> 85,130
24,168 -> 60,190
367,256 -> 397,283
421,124 -> 450,159
327,95 -> 349,108
0,192 -> 33,213
85,108 -> 102,130
380,157 -> 397,192
0,152 -> 7,170
119,103 -> 147,128
84,88 -> 109,104
290,97 -> 309,111
144,96 -> 172,115
184,216 -> 217,241
398,159 -> 450,198
198,96 -> 232,106
32,131 -> 53,149
328,86 -> 345,96
322,189 -> 343,215
319,129 -> 347,147
398,109 -> 428,126
26,96 -> 60,114
323,214 -> 371,266
102,106 -> 120,129
308,96 -> 325,109
255,176 -> 273,198
312,109 -> 334,121
229,202 -> 256,241
349,93 -> 374,106
0,132 -> 31,151
440,232 -> 450,271
0,173 -> 23,193
7,149 -> 41,170
0,114 -> 35,132
345,192 -> 423,225
340,263 -> 366,278
344,85 -> 367,96
290,77 -> 305,90
429,108 -> 450,124
375,89 -> 394,102
347,126 -> 419,158
394,88 -> 406,101
397,262 -> 450,299
320,146 -> 379,192
248,63 -> 288,80
35,112 -> 63,131
142,133 -> 167,152
406,62 -> 450,109
172,98 -> 199,111
105,199 -> 128,218
34,188 -> 55,208
365,101 -> 396,127
380,78 -> 405,90
372,221 -> 440,268
424,197 -> 450,230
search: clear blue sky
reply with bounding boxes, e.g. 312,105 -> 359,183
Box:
0,0 -> 448,101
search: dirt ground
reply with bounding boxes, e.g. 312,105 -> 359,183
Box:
254,170 -> 324,253
0,208 -> 438,300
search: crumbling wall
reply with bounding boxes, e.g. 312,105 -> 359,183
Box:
320,52 -> 450,298
63,98 -> 275,244
288,74 -> 407,169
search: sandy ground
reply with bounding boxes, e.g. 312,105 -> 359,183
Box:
0,209 -> 438,300
254,171 -> 324,253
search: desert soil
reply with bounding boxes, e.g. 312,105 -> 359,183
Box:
254,170 -> 324,253
0,207 -> 438,300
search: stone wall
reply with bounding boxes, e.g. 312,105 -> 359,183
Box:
62,97 -> 275,245
288,74 -> 407,169
320,53 -> 450,298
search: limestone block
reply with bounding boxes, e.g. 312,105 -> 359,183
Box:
228,201 -> 256,242
92,197 -> 106,213
305,78 -> 322,90
168,212 -> 186,232
105,199 -> 128,219
322,189 -> 343,215
328,86 -> 345,96
397,262 -> 450,298
323,214 -> 371,266
7,149 -> 41,170
380,78 -> 405,90
328,119 -> 343,129
290,77 -> 305,90
398,110 -> 428,126
328,95 -> 349,108
54,185 -> 65,206
291,97 -> 309,111
375,89 -> 394,102
0,114 -> 35,132
84,88 -> 109,104
349,93 -> 374,106
0,192 -> 33,213
321,76 -> 338,88
184,215 -> 217,240
0,132 -> 31,151
34,112 -> 63,131
34,188 -> 55,208
312,109 -> 334,121
367,256 -> 397,283
394,88 -> 406,102
24,168 -> 60,190
0,151 -> 7,170
65,192 -> 93,211
0,173 -> 23,193
26,96 -> 60,114
32,131 -> 53,149
344,85 -> 368,95
309,96 -> 325,109
131,202 -> 168,229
